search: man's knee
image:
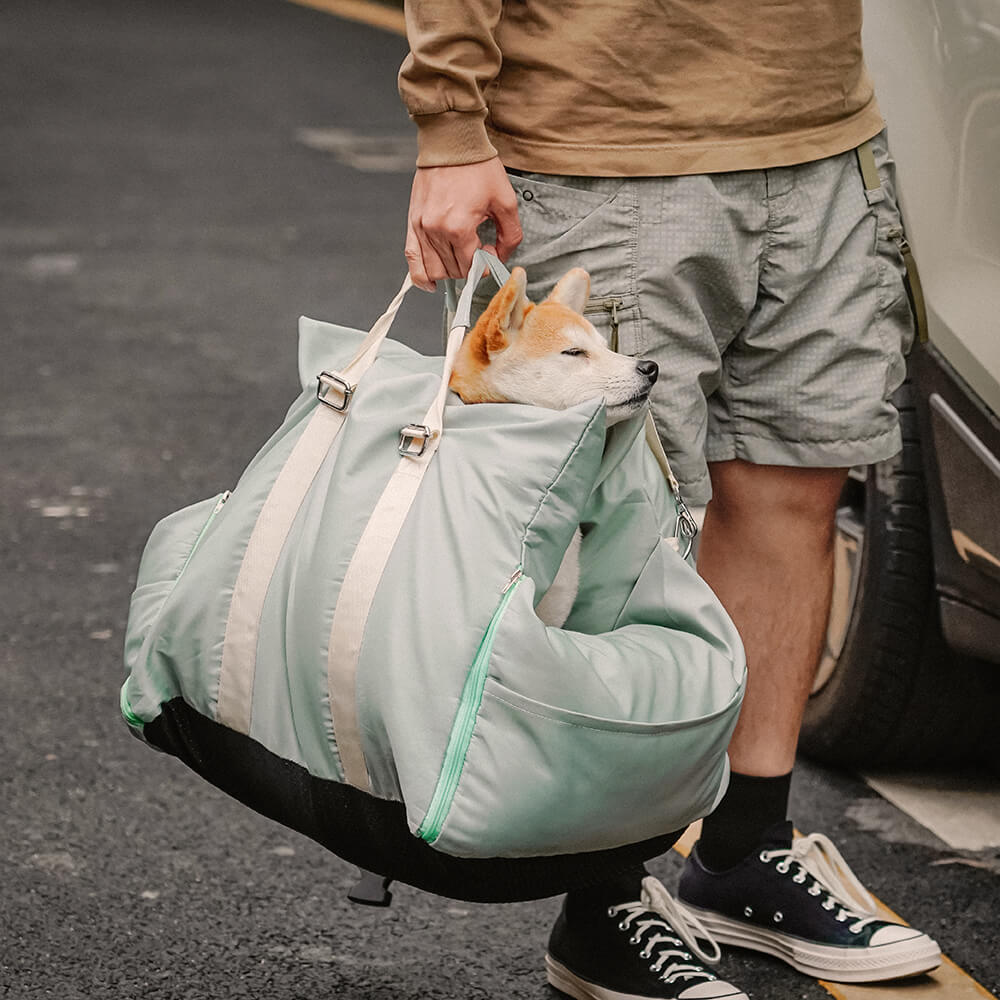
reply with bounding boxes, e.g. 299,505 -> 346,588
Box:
706,459 -> 848,530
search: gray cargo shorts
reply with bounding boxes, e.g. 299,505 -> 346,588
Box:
478,130 -> 914,504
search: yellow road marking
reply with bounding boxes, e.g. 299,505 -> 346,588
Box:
286,0 -> 406,36
673,822 -> 997,998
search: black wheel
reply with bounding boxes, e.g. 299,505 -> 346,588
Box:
800,380 -> 994,768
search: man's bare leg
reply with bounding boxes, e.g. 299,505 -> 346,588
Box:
686,459 -> 847,869
699,459 -> 848,776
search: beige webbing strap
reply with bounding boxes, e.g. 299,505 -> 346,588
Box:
325,322 -> 466,789
898,237 -> 929,344
216,403 -> 348,732
856,139 -> 882,197
216,275 -> 413,735
856,140 -> 928,345
326,442 -> 440,789
326,256 -> 508,788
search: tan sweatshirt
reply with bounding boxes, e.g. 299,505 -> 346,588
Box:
399,0 -> 885,176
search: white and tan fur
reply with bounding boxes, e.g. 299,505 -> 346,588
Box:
449,266 -> 659,627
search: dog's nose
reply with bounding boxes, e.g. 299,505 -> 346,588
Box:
636,359 -> 658,383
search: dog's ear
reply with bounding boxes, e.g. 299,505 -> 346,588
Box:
484,266 -> 529,355
543,268 -> 590,314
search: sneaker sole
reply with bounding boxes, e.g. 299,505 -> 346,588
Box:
544,954 -> 749,1000
683,905 -> 941,983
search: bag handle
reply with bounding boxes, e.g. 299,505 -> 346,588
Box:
319,254 -> 510,424
398,250 -> 511,457
316,274 -> 414,411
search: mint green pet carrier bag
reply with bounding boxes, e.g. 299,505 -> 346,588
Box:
121,251 -> 746,902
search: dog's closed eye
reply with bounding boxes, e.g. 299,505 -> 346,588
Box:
561,348 -> 589,358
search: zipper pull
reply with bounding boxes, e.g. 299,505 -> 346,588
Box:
212,491 -> 231,514
501,567 -> 523,594
609,298 -> 621,350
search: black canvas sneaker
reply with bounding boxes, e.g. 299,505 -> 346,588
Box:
678,821 -> 941,983
546,876 -> 748,1000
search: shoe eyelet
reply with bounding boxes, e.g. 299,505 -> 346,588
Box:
630,934 -> 641,945
773,911 -> 783,923
640,949 -> 651,959
619,921 -> 629,931
607,907 -> 617,918
776,862 -> 790,874
758,850 -> 770,862
744,906 -> 753,917
649,964 -> 658,973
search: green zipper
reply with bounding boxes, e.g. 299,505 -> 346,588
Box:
177,491 -> 230,579
417,567 -> 523,844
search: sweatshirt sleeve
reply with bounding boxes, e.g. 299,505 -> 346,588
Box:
398,0 -> 504,167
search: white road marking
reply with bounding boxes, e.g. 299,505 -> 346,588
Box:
295,126 -> 417,173
863,770 -> 1000,851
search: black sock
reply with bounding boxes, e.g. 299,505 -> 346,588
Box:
696,770 -> 792,872
564,864 -> 648,922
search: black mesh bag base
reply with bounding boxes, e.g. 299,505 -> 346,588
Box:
144,698 -> 681,904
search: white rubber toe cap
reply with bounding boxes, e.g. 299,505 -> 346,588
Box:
678,981 -> 749,1000
868,924 -> 933,946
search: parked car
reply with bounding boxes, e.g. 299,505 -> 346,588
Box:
800,0 -> 1000,767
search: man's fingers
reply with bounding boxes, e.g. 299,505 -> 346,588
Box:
404,160 -> 519,286
491,191 -> 523,262
405,221 -> 439,292
424,227 -> 464,281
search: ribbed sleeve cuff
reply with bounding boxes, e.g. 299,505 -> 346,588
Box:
413,109 -> 498,167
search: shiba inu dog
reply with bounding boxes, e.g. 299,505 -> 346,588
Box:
449,266 -> 659,626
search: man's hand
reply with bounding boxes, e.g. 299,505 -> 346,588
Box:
405,158 -> 522,291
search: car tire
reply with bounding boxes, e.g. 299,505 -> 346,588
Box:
799,380 -> 994,768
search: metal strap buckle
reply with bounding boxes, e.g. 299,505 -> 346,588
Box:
398,424 -> 434,457
675,497 -> 699,561
317,371 -> 355,412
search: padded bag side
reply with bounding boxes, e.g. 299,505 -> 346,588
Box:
121,492 -> 230,734
420,425 -> 746,858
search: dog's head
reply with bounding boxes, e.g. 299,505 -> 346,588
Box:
450,267 -> 658,424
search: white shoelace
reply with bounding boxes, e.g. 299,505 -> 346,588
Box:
609,876 -> 722,985
761,832 -> 880,933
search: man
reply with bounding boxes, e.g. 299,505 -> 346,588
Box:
398,3 -> 940,997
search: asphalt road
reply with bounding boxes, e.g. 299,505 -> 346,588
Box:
1,1 -> 997,998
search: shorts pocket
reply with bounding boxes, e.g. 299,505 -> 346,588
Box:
505,172 -> 637,297
428,676 -> 733,858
